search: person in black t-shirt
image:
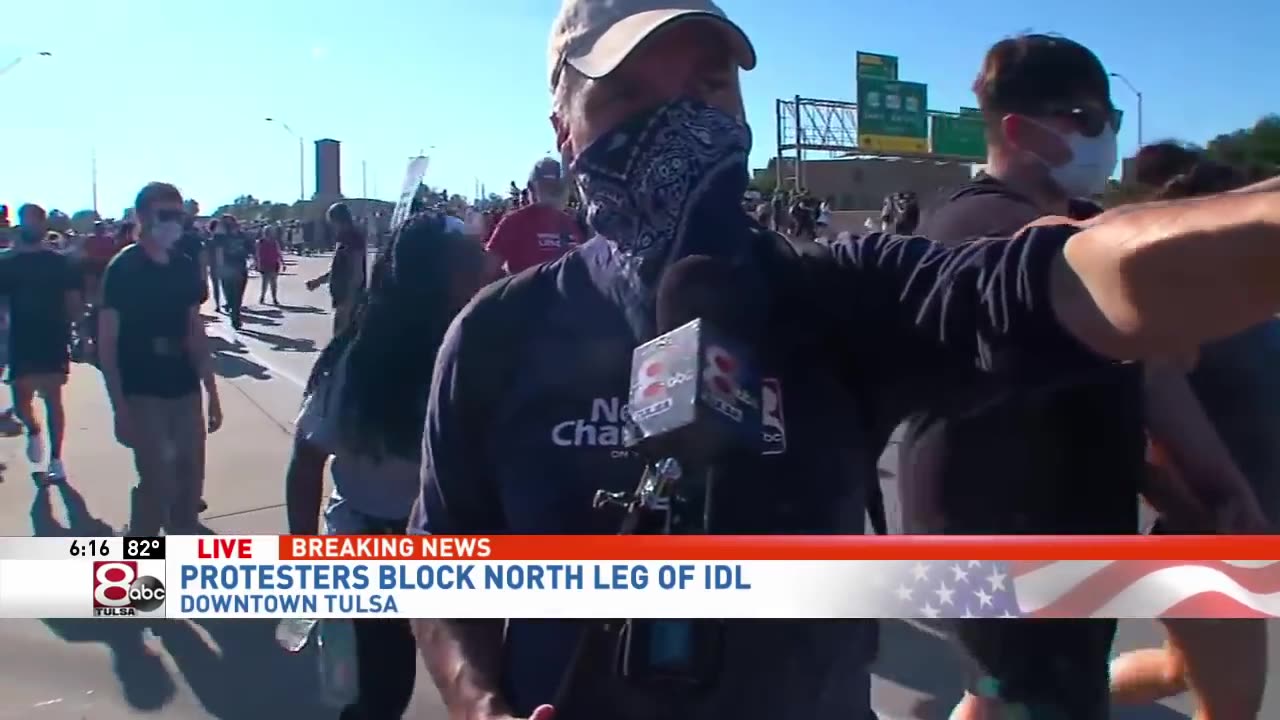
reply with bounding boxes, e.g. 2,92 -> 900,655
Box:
212,215 -> 251,329
0,203 -> 82,480
306,203 -> 367,335
901,34 -> 1263,720
99,182 -> 223,536
176,210 -> 209,304
205,218 -> 223,309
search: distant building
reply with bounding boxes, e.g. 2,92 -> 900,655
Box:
315,139 -> 342,200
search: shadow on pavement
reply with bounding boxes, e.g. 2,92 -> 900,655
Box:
247,307 -> 284,317
209,336 -> 271,381
239,313 -> 282,328
30,481 -> 329,718
872,619 -> 965,719
274,304 -> 327,315
238,328 -> 318,353
149,618 -> 330,718
0,411 -> 25,437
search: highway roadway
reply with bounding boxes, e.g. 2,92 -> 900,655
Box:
0,251 -> 1269,719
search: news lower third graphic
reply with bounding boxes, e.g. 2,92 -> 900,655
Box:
93,560 -> 167,617
0,535 -> 1273,619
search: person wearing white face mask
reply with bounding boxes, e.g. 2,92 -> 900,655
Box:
898,34 -> 1262,720
921,34 -> 1120,236
98,182 -> 222,535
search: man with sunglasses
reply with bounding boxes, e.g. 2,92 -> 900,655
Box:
99,182 -> 222,535
899,34 -> 1256,720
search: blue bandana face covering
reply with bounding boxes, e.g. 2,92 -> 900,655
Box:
571,99 -> 754,338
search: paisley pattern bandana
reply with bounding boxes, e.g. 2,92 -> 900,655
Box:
571,99 -> 755,338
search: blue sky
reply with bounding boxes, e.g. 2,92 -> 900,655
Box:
2,0 -> 1275,218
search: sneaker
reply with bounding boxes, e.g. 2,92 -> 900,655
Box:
47,459 -> 66,482
26,432 -> 45,465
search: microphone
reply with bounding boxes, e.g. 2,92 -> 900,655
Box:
626,255 -> 764,464
611,256 -> 763,691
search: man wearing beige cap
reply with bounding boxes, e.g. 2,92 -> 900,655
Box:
410,1 -> 1280,720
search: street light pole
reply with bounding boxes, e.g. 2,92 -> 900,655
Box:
0,50 -> 51,77
297,136 -> 305,201
91,147 -> 99,215
1110,72 -> 1144,148
265,117 -> 306,201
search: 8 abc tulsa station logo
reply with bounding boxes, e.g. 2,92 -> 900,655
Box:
93,561 -> 166,617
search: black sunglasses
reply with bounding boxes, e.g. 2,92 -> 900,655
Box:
153,208 -> 185,222
1036,103 -> 1123,138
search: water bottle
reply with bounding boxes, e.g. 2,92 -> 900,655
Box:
275,618 -> 318,653
316,619 -> 360,708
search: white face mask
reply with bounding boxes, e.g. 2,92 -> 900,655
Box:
1028,121 -> 1118,197
150,220 -> 182,249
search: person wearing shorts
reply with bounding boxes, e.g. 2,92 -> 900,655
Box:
0,204 -> 82,480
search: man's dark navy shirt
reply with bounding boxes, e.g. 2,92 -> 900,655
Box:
412,222 -> 1109,719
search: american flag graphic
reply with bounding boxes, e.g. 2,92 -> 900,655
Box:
885,559 -> 1280,619
884,560 -> 1022,618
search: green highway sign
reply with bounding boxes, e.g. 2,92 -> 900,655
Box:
857,77 -> 928,153
931,114 -> 987,159
856,52 -> 898,81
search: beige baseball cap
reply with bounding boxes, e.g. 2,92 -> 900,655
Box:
548,0 -> 756,90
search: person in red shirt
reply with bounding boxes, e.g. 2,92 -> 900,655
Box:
256,226 -> 283,305
83,222 -> 121,301
485,158 -> 583,274
114,221 -> 137,252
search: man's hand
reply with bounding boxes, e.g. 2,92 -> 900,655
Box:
305,278 -> 320,291
207,395 -> 224,433
113,407 -> 133,448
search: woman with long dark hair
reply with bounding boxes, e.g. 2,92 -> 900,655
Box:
1109,150 -> 1274,720
285,212 -> 491,719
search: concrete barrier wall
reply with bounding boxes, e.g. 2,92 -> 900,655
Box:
827,210 -> 882,235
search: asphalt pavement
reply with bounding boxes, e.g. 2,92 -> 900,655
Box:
0,251 -> 1270,719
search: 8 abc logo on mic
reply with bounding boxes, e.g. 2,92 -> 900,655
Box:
93,561 -> 166,617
